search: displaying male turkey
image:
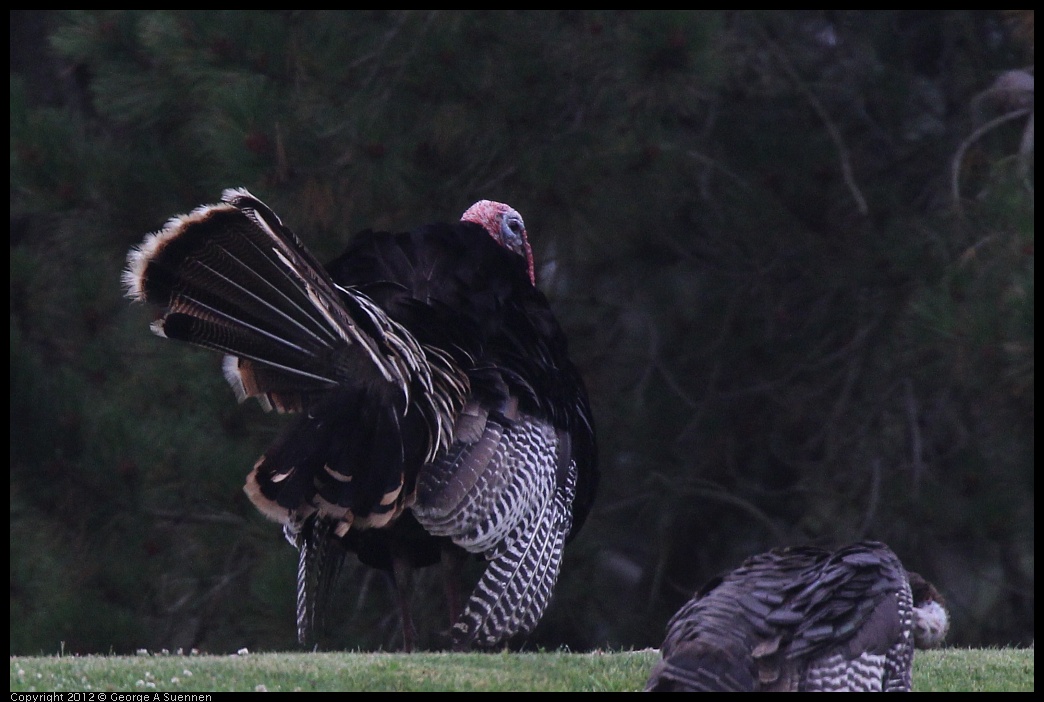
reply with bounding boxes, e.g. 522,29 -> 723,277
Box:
644,541 -> 948,692
123,188 -> 597,651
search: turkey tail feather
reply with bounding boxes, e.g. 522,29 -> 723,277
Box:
123,188 -> 418,406
288,516 -> 344,648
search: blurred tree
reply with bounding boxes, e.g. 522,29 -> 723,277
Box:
10,10 -> 1033,654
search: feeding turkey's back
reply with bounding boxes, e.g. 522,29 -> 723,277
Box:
647,542 -> 916,692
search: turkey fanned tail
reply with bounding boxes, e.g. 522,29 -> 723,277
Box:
123,188 -> 466,465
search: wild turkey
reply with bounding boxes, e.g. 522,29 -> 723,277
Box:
123,188 -> 597,651
645,541 -> 948,692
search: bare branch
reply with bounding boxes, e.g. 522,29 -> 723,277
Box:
857,458 -> 882,537
146,508 -> 247,526
686,149 -> 755,193
903,378 -> 924,498
950,107 -> 1032,213
1018,110 -> 1034,182
684,481 -> 789,544
759,28 -> 870,217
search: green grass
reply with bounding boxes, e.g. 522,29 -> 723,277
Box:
8,647 -> 1034,692
912,647 -> 1035,693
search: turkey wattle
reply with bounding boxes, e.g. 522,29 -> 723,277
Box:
123,188 -> 597,651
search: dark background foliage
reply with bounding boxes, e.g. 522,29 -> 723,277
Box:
10,10 -> 1034,654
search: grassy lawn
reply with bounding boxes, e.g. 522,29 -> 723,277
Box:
9,647 -> 1034,692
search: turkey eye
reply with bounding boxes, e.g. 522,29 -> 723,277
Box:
505,217 -> 524,237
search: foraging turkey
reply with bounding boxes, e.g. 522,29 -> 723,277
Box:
645,541 -> 948,692
123,188 -> 597,651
